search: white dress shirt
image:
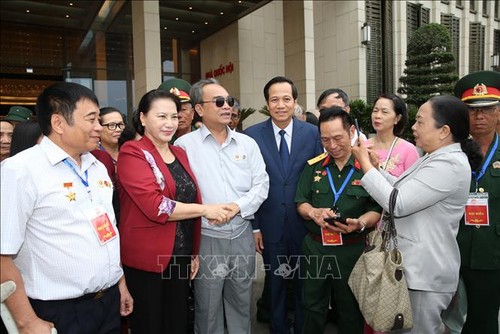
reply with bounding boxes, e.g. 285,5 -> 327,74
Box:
1,137 -> 123,300
175,125 -> 269,239
272,120 -> 293,154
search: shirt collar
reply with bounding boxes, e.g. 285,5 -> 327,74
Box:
428,142 -> 462,156
40,136 -> 97,170
324,153 -> 356,169
199,124 -> 235,145
271,119 -> 294,138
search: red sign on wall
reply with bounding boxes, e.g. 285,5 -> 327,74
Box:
205,62 -> 235,79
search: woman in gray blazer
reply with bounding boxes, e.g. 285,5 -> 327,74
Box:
352,95 -> 482,333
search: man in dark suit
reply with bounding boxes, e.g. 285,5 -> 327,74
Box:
246,76 -> 323,333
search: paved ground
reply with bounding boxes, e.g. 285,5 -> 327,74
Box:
250,253 -> 338,334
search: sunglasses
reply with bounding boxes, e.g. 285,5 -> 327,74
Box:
201,96 -> 235,108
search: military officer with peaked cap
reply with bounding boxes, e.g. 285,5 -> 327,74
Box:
454,70 -> 500,334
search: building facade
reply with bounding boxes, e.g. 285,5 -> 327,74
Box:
1,0 -> 499,127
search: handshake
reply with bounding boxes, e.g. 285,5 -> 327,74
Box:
203,203 -> 239,225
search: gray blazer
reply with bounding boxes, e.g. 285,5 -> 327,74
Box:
361,143 -> 471,292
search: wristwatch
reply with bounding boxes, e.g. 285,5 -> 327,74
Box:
358,220 -> 366,233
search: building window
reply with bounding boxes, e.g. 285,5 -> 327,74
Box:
483,0 -> 489,16
441,14 -> 460,73
456,0 -> 463,7
407,3 -> 430,44
494,30 -> 500,72
160,37 -> 200,85
469,22 -> 485,71
365,0 -> 394,104
495,0 -> 499,19
441,0 -> 450,4
470,0 -> 477,12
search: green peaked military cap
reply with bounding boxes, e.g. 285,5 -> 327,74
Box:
454,70 -> 500,107
5,106 -> 33,122
158,78 -> 192,103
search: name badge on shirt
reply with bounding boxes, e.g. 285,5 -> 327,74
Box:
465,192 -> 489,227
321,228 -> 343,246
85,205 -> 117,245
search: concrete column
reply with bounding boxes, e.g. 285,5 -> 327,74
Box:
393,1 -> 407,93
95,31 -> 107,81
94,31 -> 108,103
283,0 -> 316,111
131,0 -> 161,102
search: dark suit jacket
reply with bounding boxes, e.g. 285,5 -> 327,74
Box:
245,118 -> 323,245
117,136 -> 202,273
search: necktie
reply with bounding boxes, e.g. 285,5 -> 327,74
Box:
279,129 -> 289,172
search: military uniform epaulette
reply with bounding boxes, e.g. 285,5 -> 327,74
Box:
307,152 -> 328,166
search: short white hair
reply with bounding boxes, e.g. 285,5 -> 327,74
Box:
294,104 -> 304,117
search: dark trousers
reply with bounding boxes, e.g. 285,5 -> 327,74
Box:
461,266 -> 500,334
262,235 -> 303,334
124,256 -> 191,334
300,235 -> 364,334
29,284 -> 120,334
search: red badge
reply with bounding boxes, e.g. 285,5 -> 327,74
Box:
354,159 -> 361,170
90,212 -> 117,244
321,228 -> 343,246
321,155 -> 331,167
465,204 -> 488,225
351,179 -> 362,186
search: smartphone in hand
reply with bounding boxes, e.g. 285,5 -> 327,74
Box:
324,213 -> 348,225
354,118 -> 361,139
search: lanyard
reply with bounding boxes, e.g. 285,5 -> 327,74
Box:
63,158 -> 92,200
326,165 -> 355,206
472,133 -> 498,189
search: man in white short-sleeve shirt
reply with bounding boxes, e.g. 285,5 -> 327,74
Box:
0,82 -> 133,333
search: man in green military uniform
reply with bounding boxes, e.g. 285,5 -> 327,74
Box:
295,107 -> 381,333
453,70 -> 500,334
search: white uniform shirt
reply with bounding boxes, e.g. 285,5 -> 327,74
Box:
175,125 -> 269,239
0,137 -> 123,300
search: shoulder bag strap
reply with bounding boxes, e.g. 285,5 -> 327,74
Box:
382,137 -> 399,171
388,188 -> 399,249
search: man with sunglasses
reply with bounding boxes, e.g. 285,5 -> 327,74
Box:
444,70 -> 500,334
175,78 -> 269,334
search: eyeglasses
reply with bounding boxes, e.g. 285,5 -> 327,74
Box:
201,96 -> 235,108
468,106 -> 497,115
101,122 -> 125,130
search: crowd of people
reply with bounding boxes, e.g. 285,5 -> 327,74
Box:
0,70 -> 499,334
